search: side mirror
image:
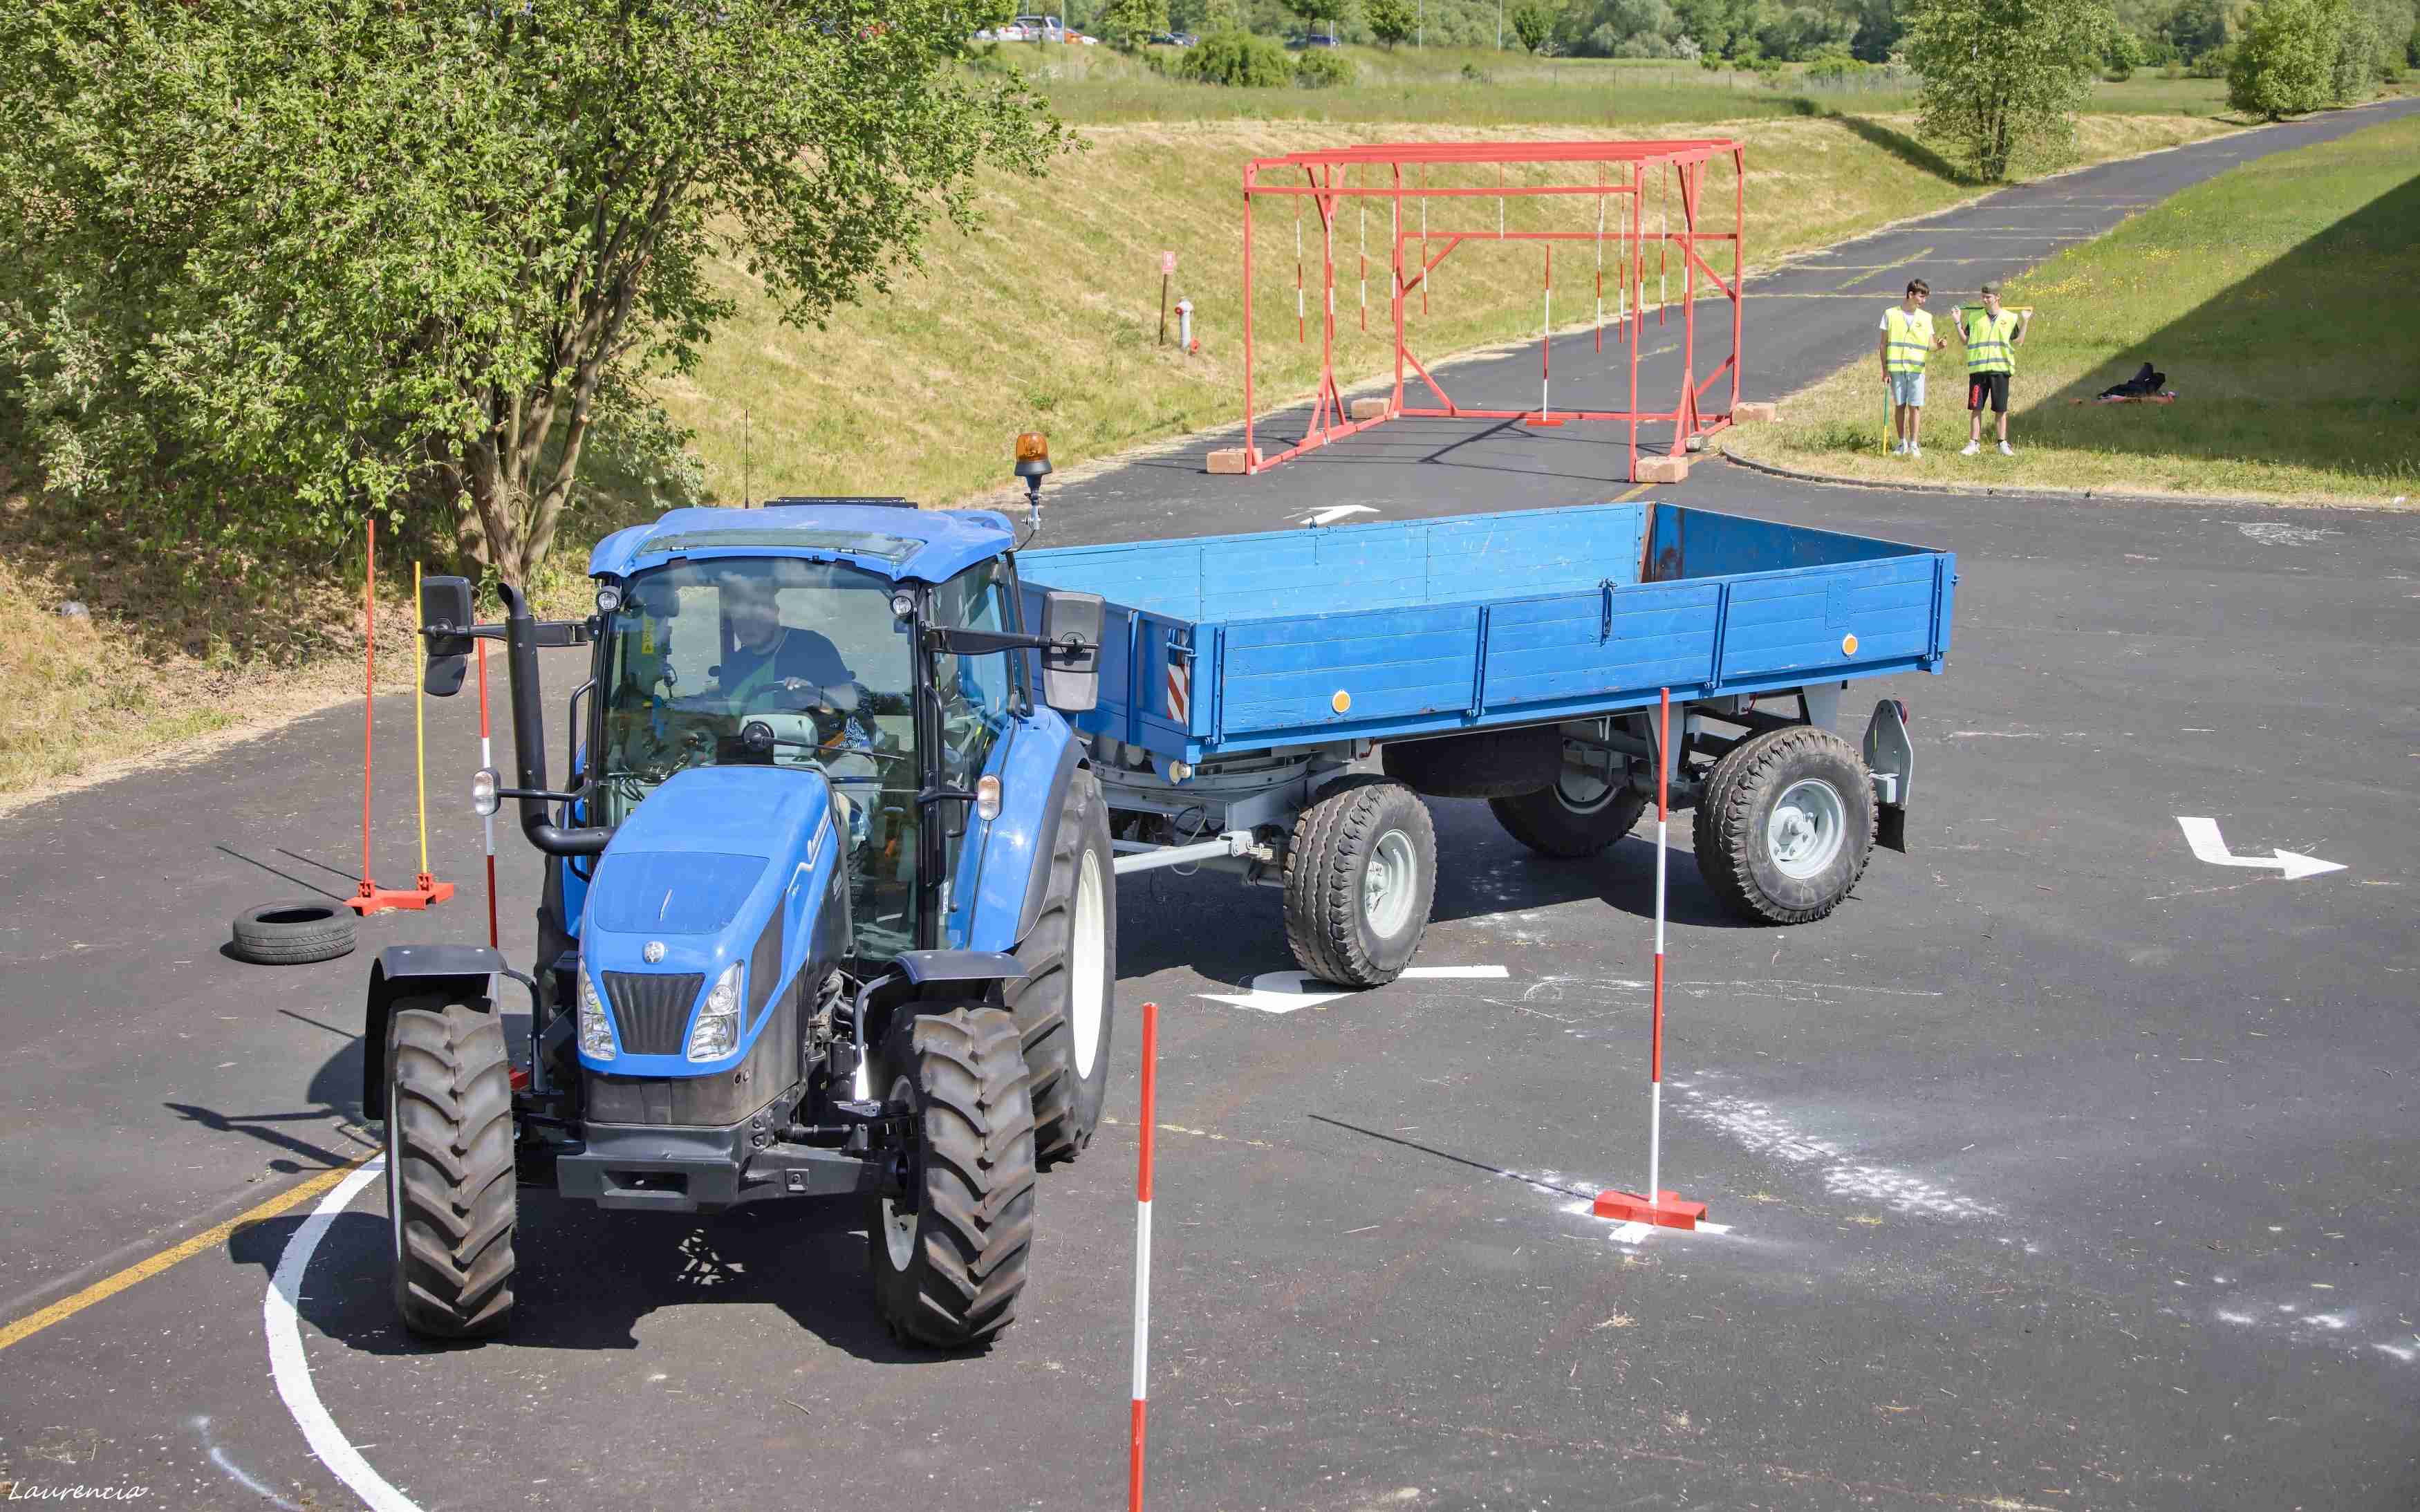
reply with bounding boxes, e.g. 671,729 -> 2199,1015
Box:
1039,589 -> 1102,713
420,575 -> 476,698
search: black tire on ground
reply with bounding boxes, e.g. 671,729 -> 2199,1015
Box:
229,901 -> 355,965
385,998 -> 516,1338
1692,725 -> 1875,925
868,1007 -> 1037,1349
1489,743 -> 1650,859
1380,725 -> 1561,799
1283,776 -> 1438,989
1001,768 -> 1116,1166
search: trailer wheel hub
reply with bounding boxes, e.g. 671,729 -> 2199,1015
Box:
1768,778 -> 1847,879
1364,828 -> 1421,938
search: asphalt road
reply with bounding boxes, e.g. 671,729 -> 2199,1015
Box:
2,101 -> 2414,1511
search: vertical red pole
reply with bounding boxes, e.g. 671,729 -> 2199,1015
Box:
1732,147 -> 1745,414
1628,163 -> 1644,483
1242,165 -> 1256,470
478,637 -> 499,951
1129,1000 -> 1160,1512
1392,162 -> 1406,410
359,518 -> 376,902
1540,243 -> 1552,420
1649,688 -> 1669,1202
1675,162 -> 1700,457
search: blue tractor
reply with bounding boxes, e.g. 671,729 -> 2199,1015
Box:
366,441 -> 1114,1348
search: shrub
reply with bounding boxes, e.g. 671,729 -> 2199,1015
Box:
1178,30 -> 1295,86
1294,48 -> 1356,86
2228,0 -> 2331,115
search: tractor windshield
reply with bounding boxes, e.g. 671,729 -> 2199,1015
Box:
597,557 -> 920,961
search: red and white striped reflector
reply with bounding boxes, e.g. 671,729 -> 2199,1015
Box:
1164,662 -> 1190,725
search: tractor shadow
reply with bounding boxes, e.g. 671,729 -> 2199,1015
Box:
230,1195 -> 950,1366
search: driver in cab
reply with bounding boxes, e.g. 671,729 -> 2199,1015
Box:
718,570 -> 853,707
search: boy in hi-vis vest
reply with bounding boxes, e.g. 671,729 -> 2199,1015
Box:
1957,283 -> 2031,456
1878,279 -> 1946,457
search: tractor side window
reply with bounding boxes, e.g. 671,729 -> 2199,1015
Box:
929,560 -> 1018,791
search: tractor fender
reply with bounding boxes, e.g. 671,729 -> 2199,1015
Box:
362,944 -> 503,1119
962,713 -> 1084,954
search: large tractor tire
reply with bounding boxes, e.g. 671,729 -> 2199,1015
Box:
1489,744 -> 1650,859
385,998 -> 516,1338
1693,725 -> 1874,925
1283,776 -> 1437,989
1003,768 -> 1116,1166
869,1007 -> 1037,1349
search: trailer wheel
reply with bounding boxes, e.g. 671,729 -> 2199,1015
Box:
1693,725 -> 1874,925
1489,745 -> 1649,859
385,998 -> 516,1338
1284,776 -> 1437,989
869,1007 -> 1036,1350
230,901 -> 355,965
1003,768 -> 1116,1166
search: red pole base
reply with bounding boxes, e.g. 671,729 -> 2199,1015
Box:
1592,1188 -> 1707,1229
346,877 -> 457,915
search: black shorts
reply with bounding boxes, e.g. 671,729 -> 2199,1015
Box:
1968,372 -> 2011,413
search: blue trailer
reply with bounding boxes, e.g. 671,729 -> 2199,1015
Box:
1021,500 -> 1953,985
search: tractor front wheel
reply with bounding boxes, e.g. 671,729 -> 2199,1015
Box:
1003,768 -> 1117,1166
385,998 -> 516,1338
868,1007 -> 1037,1350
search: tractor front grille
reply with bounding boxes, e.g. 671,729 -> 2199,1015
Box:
600,971 -> 704,1056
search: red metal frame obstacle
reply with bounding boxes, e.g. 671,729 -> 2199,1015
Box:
1230,138 -> 1746,483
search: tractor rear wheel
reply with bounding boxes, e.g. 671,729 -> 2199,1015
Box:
385,998 -> 516,1338
1489,743 -> 1649,859
1003,768 -> 1116,1166
1283,776 -> 1437,989
868,1007 -> 1036,1350
1693,725 -> 1874,924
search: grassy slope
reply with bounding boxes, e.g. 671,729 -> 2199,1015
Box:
2,65 -> 2237,808
660,105 -> 2228,512
1739,109 -> 2420,503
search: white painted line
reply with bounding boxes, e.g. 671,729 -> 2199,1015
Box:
265,1157 -> 425,1512
1299,505 -> 1379,527
1200,964 -> 1507,1014
2177,816 -> 2345,881
1608,1222 -> 1654,1242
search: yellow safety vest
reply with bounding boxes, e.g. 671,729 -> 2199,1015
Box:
1964,308 -> 2020,375
1882,306 -> 1933,375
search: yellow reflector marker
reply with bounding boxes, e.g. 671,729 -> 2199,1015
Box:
1331,690 -> 1352,714
1842,633 -> 1859,655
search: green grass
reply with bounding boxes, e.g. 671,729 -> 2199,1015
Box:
1743,110 -> 2420,504
988,41 -> 2252,127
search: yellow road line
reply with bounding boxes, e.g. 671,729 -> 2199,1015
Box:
0,1157 -> 372,1352
1615,482 -> 1654,501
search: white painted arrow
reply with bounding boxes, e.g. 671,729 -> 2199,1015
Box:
2177,816 -> 2345,881
1201,964 -> 1508,1014
1299,505 -> 1379,527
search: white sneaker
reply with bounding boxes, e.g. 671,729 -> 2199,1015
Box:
1892,440 -> 1908,456
1908,443 -> 1922,458
1960,440 -> 1981,456
1999,441 -> 2014,456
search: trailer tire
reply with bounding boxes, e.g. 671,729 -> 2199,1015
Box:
1489,747 -> 1650,859
230,902 -> 355,965
1693,725 -> 1874,925
1284,776 -> 1437,989
1003,769 -> 1116,1166
869,1007 -> 1036,1350
385,998 -> 516,1339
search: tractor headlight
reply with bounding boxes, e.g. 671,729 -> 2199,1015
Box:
687,962 -> 745,1062
577,971 -> 616,1061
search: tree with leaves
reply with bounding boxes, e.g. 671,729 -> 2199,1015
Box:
2228,0 -> 2336,113
1102,0 -> 1173,47
1365,0 -> 1420,45
0,0 -> 1069,587
1904,0 -> 2113,181
1288,0 -> 1357,41
1512,0 -> 1562,49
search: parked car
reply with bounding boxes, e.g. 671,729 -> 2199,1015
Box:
1291,31 -> 1344,48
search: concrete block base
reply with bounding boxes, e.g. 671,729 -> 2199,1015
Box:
1348,398 -> 1391,421
1634,454 -> 1691,485
1207,447 -> 1260,475
1733,400 -> 1780,423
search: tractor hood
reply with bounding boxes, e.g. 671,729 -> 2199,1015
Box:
577,765 -> 845,1077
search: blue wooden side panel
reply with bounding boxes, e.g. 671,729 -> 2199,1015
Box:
1484,581 -> 1723,707
1645,503 -> 1926,581
1218,604 -> 1482,734
1020,502 -> 1646,624
1720,557 -> 1938,680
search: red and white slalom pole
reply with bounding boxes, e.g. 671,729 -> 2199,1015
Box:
1129,999 -> 1160,1512
1593,689 -> 1707,1230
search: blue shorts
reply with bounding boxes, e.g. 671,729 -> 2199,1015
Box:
1887,372 -> 1925,407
